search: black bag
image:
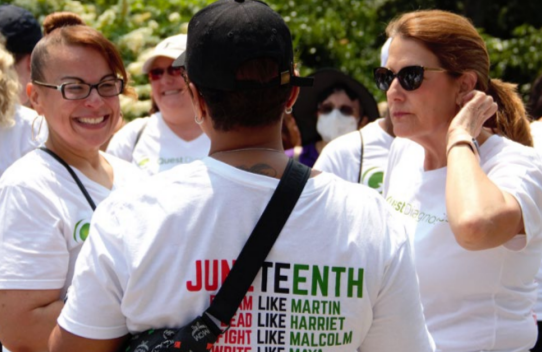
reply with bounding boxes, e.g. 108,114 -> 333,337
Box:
123,159 -> 311,352
127,315 -> 220,352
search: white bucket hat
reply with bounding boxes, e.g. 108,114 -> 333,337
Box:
142,34 -> 187,74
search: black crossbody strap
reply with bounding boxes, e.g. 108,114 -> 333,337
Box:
39,147 -> 97,211
206,158 -> 311,325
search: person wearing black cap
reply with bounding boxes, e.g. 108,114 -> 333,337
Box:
49,1 -> 434,351
0,4 -> 42,107
291,68 -> 380,167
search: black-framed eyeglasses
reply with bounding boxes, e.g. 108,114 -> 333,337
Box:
33,78 -> 124,100
317,102 -> 356,116
373,66 -> 449,92
148,66 -> 184,81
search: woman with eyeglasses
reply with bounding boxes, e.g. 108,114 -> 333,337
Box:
0,12 -> 142,352
379,10 -> 542,352
106,34 -> 210,176
290,68 -> 380,167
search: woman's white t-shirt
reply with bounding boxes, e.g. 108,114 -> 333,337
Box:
0,149 -> 143,298
314,119 -> 393,193
106,112 -> 211,175
384,136 -> 542,352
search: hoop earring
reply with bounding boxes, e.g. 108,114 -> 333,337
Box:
285,107 -> 293,114
195,115 -> 204,125
31,115 -> 44,142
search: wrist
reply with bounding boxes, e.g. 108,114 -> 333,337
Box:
446,132 -> 480,162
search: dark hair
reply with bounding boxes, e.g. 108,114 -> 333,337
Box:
387,10 -> 532,146
197,58 -> 292,132
317,83 -> 358,104
317,83 -> 364,118
528,74 -> 542,121
31,12 -> 136,98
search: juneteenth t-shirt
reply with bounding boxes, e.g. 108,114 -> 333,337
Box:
58,157 -> 435,351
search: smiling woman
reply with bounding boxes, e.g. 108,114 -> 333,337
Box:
0,11 -> 144,352
106,34 -> 211,176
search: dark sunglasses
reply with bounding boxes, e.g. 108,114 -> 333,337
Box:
317,103 -> 355,116
148,66 -> 184,81
373,65 -> 448,92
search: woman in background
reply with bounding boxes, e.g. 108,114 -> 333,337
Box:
106,34 -> 210,175
291,68 -> 379,167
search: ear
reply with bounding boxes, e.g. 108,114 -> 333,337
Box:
27,82 -> 44,115
188,82 -> 207,119
285,85 -> 300,110
456,71 -> 477,105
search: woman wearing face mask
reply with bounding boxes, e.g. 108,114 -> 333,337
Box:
106,34 -> 211,175
292,68 -> 379,167
0,12 -> 142,352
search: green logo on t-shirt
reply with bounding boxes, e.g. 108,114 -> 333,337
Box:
73,219 -> 90,242
362,167 -> 384,193
138,157 -> 150,167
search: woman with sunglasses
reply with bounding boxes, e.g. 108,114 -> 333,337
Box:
291,68 -> 380,167
106,34 -> 210,176
0,12 -> 142,352
379,10 -> 542,352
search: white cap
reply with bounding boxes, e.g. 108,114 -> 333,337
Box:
380,37 -> 392,67
142,34 -> 187,73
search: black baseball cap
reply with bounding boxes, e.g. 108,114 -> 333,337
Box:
0,5 -> 42,55
173,0 -> 313,91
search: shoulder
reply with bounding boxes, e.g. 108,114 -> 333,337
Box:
481,135 -> 539,167
101,152 -> 146,183
14,105 -> 38,123
113,116 -> 153,138
316,131 -> 361,165
0,151 -> 61,203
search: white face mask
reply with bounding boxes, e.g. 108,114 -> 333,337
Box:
316,109 -> 358,142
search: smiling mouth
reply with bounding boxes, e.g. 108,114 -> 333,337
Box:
77,116 -> 106,124
162,89 -> 181,96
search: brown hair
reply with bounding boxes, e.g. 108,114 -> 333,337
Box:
31,12 -> 136,98
387,10 -> 532,146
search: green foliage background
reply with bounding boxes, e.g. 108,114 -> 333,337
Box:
6,0 -> 542,120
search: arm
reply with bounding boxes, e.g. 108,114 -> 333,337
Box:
446,90 -> 522,250
0,289 -> 63,352
49,325 -> 128,352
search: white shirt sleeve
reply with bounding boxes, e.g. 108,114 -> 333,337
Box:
0,183 -> 68,290
359,230 -> 435,352
57,199 -> 129,339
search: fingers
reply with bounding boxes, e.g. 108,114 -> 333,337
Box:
451,90 -> 497,137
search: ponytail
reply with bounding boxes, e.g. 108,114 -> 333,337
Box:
485,79 -> 533,147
